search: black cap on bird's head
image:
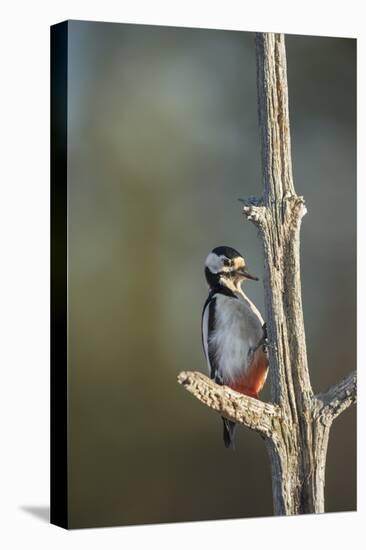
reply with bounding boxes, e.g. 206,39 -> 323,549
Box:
204,245 -> 258,289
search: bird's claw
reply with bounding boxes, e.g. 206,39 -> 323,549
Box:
215,373 -> 224,386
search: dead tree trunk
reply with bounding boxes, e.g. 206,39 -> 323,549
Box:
178,32 -> 356,515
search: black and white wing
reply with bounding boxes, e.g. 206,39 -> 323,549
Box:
201,292 -> 236,448
201,293 -> 220,382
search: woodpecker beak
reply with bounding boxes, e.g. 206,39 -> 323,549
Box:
237,269 -> 259,281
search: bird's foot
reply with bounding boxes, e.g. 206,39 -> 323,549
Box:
214,373 -> 225,386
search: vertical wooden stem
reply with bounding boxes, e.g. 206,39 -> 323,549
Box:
249,32 -> 319,514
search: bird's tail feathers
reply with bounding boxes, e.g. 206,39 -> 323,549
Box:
222,417 -> 237,449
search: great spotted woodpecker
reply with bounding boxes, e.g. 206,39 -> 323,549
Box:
201,246 -> 269,448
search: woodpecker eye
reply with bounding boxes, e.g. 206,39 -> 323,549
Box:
223,258 -> 231,267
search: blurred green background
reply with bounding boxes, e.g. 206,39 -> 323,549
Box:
67,21 -> 356,528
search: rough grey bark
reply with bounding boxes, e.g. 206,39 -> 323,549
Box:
178,371 -> 281,438
178,32 -> 356,515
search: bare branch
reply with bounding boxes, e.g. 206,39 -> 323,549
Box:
178,32 -> 356,516
177,371 -> 280,438
316,371 -> 357,421
255,32 -> 295,203
251,33 -> 314,410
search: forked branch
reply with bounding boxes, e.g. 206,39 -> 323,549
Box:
316,371 -> 357,421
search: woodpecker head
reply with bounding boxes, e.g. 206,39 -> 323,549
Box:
204,246 -> 258,290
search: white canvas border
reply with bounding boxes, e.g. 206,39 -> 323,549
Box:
0,1 -> 363,549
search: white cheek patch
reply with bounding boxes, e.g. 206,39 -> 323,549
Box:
205,252 -> 246,275
205,252 -> 223,274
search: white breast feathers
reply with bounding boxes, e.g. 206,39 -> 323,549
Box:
210,293 -> 264,383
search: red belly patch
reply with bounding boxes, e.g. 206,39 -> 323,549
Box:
228,348 -> 269,399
